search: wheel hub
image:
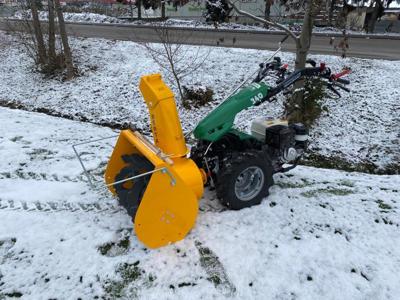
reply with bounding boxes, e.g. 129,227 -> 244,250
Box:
234,166 -> 265,201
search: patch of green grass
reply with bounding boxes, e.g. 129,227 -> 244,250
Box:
339,180 -> 355,187
98,236 -> 130,256
0,292 -> 23,298
275,181 -> 312,189
118,237 -> 130,249
195,241 -> 236,296
178,282 -> 197,288
301,188 -> 354,198
207,274 -> 222,285
303,153 -> 400,175
98,243 -> 113,256
10,136 -> 23,142
103,280 -> 126,299
118,262 -> 143,282
376,200 -> 392,210
102,262 -> 156,299
0,237 -> 16,248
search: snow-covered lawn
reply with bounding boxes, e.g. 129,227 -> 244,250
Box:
0,31 -> 399,173
1,106 -> 400,299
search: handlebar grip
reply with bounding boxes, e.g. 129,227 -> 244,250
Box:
335,78 -> 350,85
328,85 -> 341,97
336,84 -> 350,93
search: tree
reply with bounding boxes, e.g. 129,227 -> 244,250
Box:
327,0 -> 336,26
8,0 -> 77,78
48,0 -> 56,64
137,0 -> 142,19
29,0 -> 47,65
366,0 -> 385,33
161,0 -> 166,19
142,24 -> 210,107
205,0 -> 232,24
54,0 -> 75,79
265,0 -> 274,23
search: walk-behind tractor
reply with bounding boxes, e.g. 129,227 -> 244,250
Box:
85,57 -> 350,248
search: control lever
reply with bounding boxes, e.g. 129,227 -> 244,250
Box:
334,82 -> 350,93
327,83 -> 341,97
334,77 -> 350,85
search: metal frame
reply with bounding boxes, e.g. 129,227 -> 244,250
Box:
72,135 -> 118,188
72,134 -> 176,190
106,167 -> 176,188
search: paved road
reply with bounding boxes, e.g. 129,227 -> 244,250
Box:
2,19 -> 400,60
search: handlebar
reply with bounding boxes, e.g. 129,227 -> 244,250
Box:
336,82 -> 350,91
253,56 -> 286,83
335,77 -> 350,85
326,67 -> 351,97
252,59 -> 351,103
260,63 -> 351,103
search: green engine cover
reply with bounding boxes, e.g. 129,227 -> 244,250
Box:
193,82 -> 269,142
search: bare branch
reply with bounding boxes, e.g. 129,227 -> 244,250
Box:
226,0 -> 299,43
140,23 -> 211,105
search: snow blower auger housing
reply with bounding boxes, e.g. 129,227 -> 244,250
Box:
105,74 -> 205,249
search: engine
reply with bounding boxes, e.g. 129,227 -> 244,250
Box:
250,119 -> 308,171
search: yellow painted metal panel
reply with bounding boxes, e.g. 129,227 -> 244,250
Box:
134,166 -> 199,249
139,74 -> 189,158
104,130 -> 164,194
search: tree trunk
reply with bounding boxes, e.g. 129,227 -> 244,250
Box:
264,0 -> 273,27
29,0 -> 47,65
174,72 -> 185,105
295,1 -> 315,70
54,0 -> 74,79
161,0 -> 166,19
328,0 -> 336,26
336,1 -> 347,28
129,1 -> 133,18
137,0 -> 142,20
367,0 -> 382,33
288,0 -> 320,123
264,0 -> 272,19
48,0 -> 56,64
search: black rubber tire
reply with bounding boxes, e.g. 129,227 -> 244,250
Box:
114,154 -> 153,221
216,151 -> 274,210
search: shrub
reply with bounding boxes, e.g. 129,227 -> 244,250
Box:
284,77 -> 327,127
182,85 -> 214,109
204,0 -> 231,24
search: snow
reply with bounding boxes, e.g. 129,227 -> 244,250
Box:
0,107 -> 399,299
12,10 -> 126,24
0,31 -> 399,172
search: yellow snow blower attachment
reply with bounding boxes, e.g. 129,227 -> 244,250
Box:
105,74 -> 205,249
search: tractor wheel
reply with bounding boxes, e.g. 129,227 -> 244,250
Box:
114,154 -> 154,222
216,151 -> 273,210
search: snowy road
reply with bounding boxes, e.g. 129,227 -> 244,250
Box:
2,19 -> 400,60
1,107 -> 400,299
